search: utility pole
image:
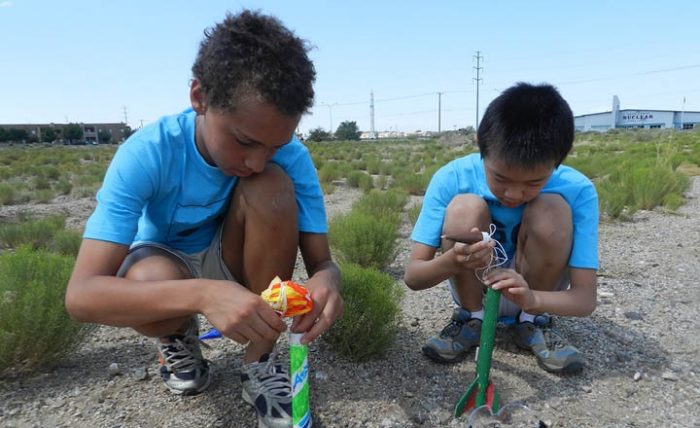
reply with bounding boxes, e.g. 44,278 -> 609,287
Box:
320,102 -> 336,134
370,91 -> 376,139
122,106 -> 128,125
437,92 -> 443,133
681,96 -> 686,130
474,51 -> 483,129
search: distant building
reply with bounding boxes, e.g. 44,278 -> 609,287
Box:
0,122 -> 130,143
574,96 -> 700,132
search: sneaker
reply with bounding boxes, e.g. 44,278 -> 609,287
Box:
157,317 -> 211,395
422,307 -> 482,363
241,353 -> 294,428
514,313 -> 584,373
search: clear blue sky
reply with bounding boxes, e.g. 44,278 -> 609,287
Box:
2,0 -> 699,135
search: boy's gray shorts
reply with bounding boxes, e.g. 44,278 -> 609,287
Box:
116,224 -> 235,281
448,258 -> 569,317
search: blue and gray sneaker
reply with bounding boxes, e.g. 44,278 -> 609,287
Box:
422,307 -> 482,363
157,317 -> 211,395
514,313 -> 584,373
241,353 -> 294,428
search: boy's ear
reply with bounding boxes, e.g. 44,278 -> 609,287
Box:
189,79 -> 207,115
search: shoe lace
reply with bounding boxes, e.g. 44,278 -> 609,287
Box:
160,334 -> 209,374
248,353 -> 291,399
542,327 -> 567,351
440,319 -> 464,339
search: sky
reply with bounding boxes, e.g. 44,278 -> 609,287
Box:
2,0 -> 700,135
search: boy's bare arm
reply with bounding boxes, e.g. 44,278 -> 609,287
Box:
404,240 -> 493,290
489,267 -> 597,316
65,239 -> 286,344
292,232 -> 342,343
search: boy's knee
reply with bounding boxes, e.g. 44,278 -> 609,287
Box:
444,194 -> 490,227
237,163 -> 296,218
522,194 -> 572,243
124,256 -> 191,282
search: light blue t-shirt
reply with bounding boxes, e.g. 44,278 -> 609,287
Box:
84,108 -> 327,254
411,153 -> 599,270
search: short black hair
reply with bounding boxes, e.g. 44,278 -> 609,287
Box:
191,10 -> 316,117
477,82 -> 574,167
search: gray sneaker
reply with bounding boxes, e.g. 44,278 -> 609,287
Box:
157,317 -> 211,395
422,307 -> 482,363
241,353 -> 294,428
514,313 -> 584,373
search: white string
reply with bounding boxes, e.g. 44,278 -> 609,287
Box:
474,223 -> 509,284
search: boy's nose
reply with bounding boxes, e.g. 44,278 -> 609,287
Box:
504,188 -> 522,201
244,153 -> 267,173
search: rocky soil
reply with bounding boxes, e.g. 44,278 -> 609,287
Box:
1,178 -> 699,428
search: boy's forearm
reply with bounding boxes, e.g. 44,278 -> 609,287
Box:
66,276 -> 210,327
529,286 -> 596,317
404,251 -> 457,290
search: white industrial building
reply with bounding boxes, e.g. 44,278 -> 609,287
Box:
574,96 -> 700,132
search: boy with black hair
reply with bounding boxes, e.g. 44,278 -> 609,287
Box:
65,10 -> 342,427
404,82 -> 598,373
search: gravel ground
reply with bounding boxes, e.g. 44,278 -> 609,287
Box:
1,178 -> 699,428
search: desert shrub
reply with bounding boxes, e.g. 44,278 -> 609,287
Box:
358,174 -> 374,193
317,163 -> 340,184
0,247 -> 93,374
322,263 -> 403,362
50,229 -> 83,257
346,170 -> 368,188
320,181 -> 335,195
0,215 -> 66,249
0,184 -> 17,205
55,179 -> 73,195
352,189 -> 407,223
329,210 -> 397,270
32,189 -> 55,204
407,202 -> 422,226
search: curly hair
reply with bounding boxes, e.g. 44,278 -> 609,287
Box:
191,10 -> 316,117
477,82 -> 574,167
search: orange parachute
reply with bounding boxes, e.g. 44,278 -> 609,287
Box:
261,276 -> 313,317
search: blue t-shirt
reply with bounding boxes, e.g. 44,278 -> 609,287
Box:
411,153 -> 599,270
84,108 -> 327,254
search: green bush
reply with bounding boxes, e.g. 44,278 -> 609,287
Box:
346,170 -> 368,188
352,189 -> 407,223
0,247 -> 93,374
50,229 -> 83,257
0,184 -> 17,205
329,210 -> 398,270
407,203 -> 422,226
322,263 -> 403,362
0,215 -> 66,249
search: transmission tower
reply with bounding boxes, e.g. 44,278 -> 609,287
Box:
122,106 -> 128,125
474,51 -> 483,129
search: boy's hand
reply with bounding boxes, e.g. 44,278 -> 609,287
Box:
201,281 -> 287,345
449,227 -> 494,272
485,268 -> 537,312
290,270 -> 343,344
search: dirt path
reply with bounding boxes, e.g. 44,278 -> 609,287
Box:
1,179 -> 699,428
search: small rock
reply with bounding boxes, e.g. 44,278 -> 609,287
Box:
598,291 -> 614,298
662,371 -> 679,381
633,372 -> 642,381
410,318 -> 419,327
314,371 -> 328,381
581,385 -> 592,393
108,363 -> 121,377
133,367 -> 148,381
624,311 -> 643,321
